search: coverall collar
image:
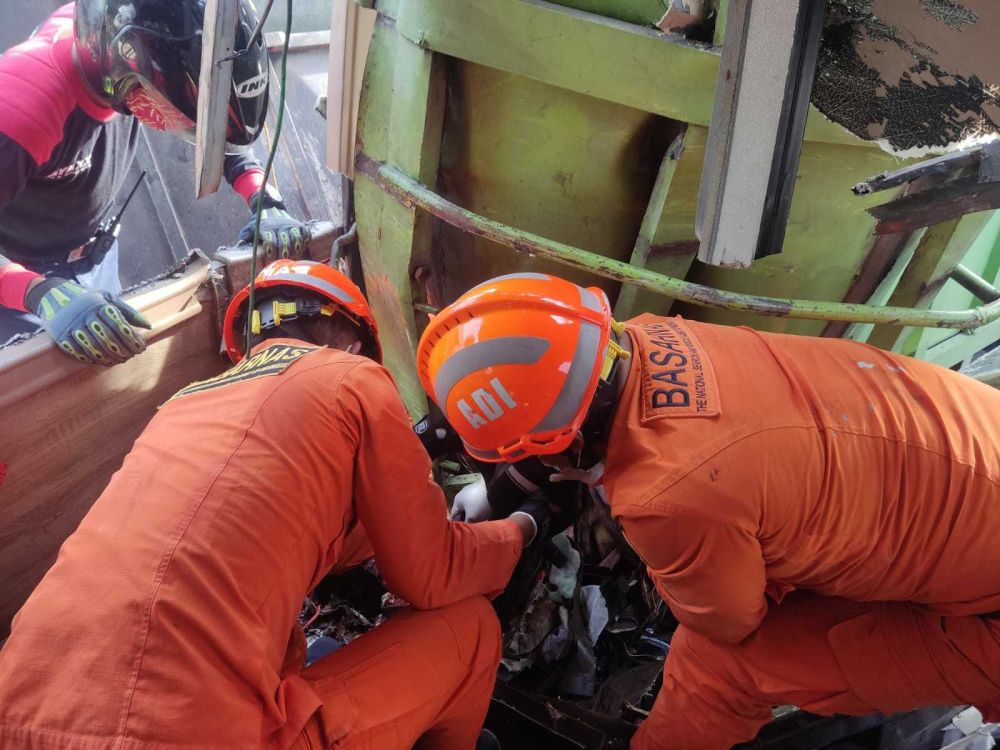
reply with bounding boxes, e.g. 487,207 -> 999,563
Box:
247,336 -> 317,357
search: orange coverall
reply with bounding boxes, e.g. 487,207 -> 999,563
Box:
0,339 -> 522,750
602,315 -> 1000,750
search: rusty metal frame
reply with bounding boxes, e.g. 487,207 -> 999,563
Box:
357,157 -> 1000,331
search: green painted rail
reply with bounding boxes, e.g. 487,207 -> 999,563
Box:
358,156 -> 1000,331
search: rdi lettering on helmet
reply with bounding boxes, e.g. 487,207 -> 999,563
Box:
417,273 -> 616,463
457,377 -> 518,429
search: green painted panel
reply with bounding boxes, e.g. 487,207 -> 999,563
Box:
355,14 -> 445,414
357,0 -> 1000,382
625,124 -> 708,317
908,211 -> 1000,365
670,138 -> 909,335
434,61 -> 676,303
395,0 -> 862,147
547,0 -> 668,27
713,0 -> 728,46
867,212 -> 992,351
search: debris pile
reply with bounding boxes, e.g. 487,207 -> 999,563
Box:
298,473 -> 969,748
487,490 -> 674,747
300,559 -> 407,664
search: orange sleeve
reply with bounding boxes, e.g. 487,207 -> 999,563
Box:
336,360 -> 523,609
618,502 -> 767,643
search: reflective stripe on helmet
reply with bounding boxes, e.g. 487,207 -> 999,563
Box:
433,337 -> 550,407
529,284 -> 605,434
267,273 -> 357,305
579,285 -> 604,315
416,273 -> 613,462
466,272 -> 552,296
530,320 -> 602,434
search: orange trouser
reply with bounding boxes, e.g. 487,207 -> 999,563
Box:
291,596 -> 500,750
632,593 -> 1000,750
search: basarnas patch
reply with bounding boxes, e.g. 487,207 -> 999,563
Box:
632,318 -> 720,420
166,343 -> 320,402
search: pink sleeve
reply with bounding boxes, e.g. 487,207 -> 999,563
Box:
0,9 -> 115,167
0,262 -> 42,312
232,168 -> 266,205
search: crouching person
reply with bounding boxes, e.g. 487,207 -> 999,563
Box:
0,260 -> 540,749
417,273 -> 1000,750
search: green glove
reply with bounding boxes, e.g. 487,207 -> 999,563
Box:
26,278 -> 151,366
239,193 -> 311,260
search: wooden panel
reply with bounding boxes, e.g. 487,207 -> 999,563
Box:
327,1 -> 377,177
0,262 -> 225,635
195,0 -> 239,198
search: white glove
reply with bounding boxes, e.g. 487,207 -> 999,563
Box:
450,476 -> 490,522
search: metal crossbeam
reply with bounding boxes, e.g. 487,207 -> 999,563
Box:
358,156 -> 1000,331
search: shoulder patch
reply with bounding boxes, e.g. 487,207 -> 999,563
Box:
166,344 -> 321,403
630,318 -> 721,421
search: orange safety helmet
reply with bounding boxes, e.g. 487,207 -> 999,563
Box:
223,259 -> 381,363
417,273 -> 625,463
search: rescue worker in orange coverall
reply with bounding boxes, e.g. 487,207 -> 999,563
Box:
0,260 -> 545,750
417,272 -> 1000,750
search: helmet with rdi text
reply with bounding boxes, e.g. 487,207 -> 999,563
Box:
417,273 -> 630,464
74,0 -> 269,149
224,260 -> 381,364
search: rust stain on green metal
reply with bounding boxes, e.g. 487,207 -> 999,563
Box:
868,211 -> 993,350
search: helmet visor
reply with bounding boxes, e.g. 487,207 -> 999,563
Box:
108,25 -> 264,152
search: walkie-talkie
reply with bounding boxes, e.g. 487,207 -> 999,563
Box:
86,170 -> 147,265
